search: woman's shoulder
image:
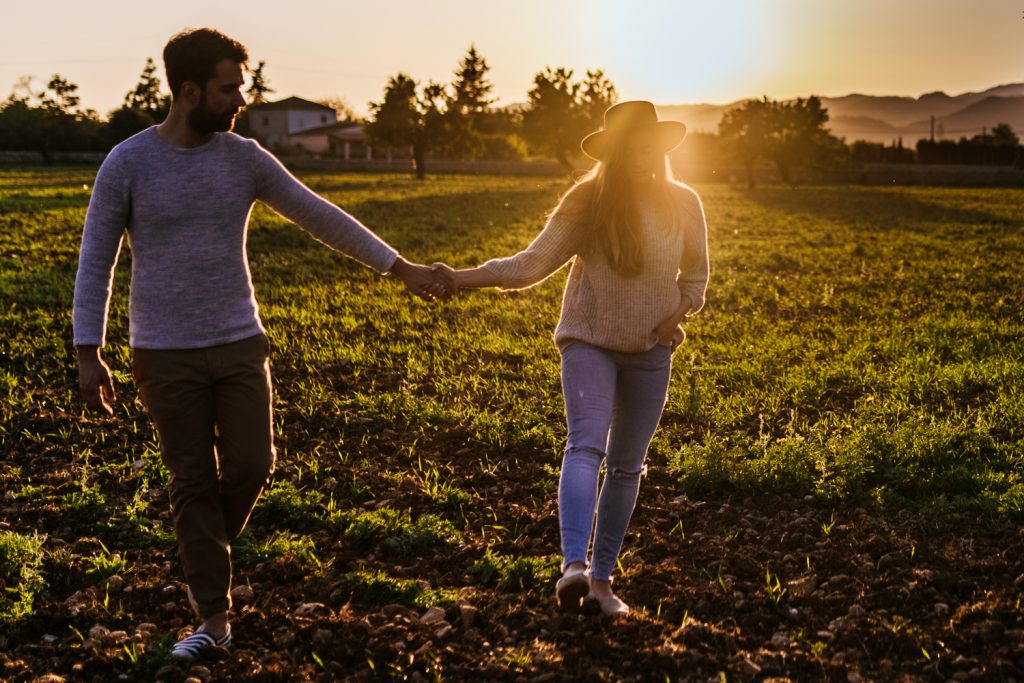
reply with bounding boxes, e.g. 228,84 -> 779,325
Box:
667,180 -> 704,221
563,178 -> 597,205
551,179 -> 595,220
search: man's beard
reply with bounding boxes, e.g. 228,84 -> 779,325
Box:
188,96 -> 240,135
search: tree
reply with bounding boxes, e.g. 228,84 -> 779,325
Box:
106,106 -> 154,146
769,96 -> 839,183
917,123 -> 1022,165
41,75 -> 80,113
0,97 -> 44,151
521,67 -> 617,173
445,45 -> 495,158
991,123 -> 1019,148
106,58 -> 170,145
365,73 -> 446,179
246,60 -> 274,105
718,97 -> 774,188
718,95 -> 841,187
317,97 -> 359,123
0,74 -> 103,157
449,45 -> 493,118
124,58 -> 170,121
578,69 -> 617,131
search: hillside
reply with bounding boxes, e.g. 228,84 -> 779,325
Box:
907,95 -> 1024,139
658,83 -> 1024,144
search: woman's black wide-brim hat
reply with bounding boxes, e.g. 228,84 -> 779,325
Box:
580,100 -> 687,161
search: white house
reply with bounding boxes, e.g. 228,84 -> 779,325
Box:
246,96 -> 337,149
287,122 -> 374,159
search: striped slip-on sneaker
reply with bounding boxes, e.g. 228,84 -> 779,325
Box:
170,624 -> 232,662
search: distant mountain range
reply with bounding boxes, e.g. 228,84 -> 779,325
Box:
657,83 -> 1024,144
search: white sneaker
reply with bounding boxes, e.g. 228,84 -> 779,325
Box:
588,591 -> 630,616
555,567 -> 590,611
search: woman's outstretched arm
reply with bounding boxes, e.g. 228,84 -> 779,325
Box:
430,265 -> 502,290
432,185 -> 588,293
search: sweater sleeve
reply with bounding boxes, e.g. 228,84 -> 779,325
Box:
481,200 -> 583,291
250,142 -> 398,273
676,188 -> 709,314
73,151 -> 130,347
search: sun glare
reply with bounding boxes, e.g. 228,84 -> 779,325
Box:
582,0 -> 779,104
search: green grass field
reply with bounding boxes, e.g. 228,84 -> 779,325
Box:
1,166 -> 1023,680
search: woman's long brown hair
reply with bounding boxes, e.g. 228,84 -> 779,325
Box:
554,142 -> 677,276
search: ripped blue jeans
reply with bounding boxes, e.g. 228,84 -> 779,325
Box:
558,340 -> 673,582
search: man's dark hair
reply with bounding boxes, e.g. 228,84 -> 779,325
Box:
163,28 -> 248,98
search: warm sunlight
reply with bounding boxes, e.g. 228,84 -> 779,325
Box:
3,2 -> 1024,680
2,0 -> 1020,116
581,1 -> 781,104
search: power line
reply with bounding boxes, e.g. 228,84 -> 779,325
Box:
0,34 -> 165,48
0,57 -> 143,67
271,63 -> 385,82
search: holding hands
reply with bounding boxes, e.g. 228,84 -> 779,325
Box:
389,257 -> 456,301
430,262 -> 499,291
389,259 -> 502,301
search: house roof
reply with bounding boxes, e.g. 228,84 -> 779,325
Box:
248,96 -> 336,113
289,123 -> 365,140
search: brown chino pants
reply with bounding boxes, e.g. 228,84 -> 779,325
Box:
133,333 -> 276,618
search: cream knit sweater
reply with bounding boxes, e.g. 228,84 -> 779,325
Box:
482,180 -> 709,353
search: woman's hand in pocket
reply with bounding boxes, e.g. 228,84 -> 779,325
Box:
654,320 -> 684,347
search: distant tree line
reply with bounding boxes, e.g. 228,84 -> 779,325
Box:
0,59 -> 170,160
704,95 -> 1024,187
915,124 -> 1021,165
0,57 -> 282,158
364,46 -> 615,177
1,48 -> 1021,181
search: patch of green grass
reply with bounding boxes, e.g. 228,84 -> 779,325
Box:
0,530 -> 46,621
232,530 -> 322,569
60,453 -> 107,519
14,483 -> 47,502
410,460 -> 474,512
764,566 -> 786,607
131,632 -> 174,677
85,540 -> 128,578
133,446 -> 169,487
470,548 -> 559,590
334,567 -> 455,608
503,647 -> 534,671
256,478 -> 324,527
335,507 -> 462,555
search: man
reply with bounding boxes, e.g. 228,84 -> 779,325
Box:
73,28 -> 451,661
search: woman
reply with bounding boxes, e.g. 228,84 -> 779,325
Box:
441,101 -> 709,615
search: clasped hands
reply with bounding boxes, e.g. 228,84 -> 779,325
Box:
388,257 -> 460,302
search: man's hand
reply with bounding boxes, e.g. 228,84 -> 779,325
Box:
77,346 -> 116,415
389,256 -> 454,301
430,262 -> 459,296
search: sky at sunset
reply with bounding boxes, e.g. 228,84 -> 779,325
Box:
3,0 -> 1021,117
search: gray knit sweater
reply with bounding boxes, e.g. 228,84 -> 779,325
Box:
73,127 -> 399,349
482,181 -> 709,353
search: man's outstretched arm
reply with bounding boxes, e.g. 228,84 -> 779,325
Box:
250,142 -> 452,300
